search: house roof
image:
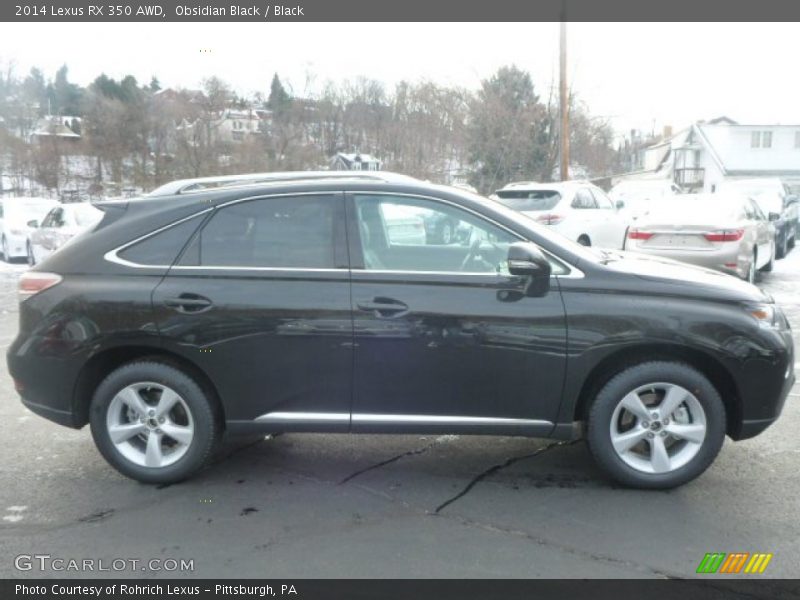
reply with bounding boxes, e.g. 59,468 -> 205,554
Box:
334,153 -> 382,164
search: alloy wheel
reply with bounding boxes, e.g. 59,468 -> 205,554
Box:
105,382 -> 195,468
609,382 -> 707,474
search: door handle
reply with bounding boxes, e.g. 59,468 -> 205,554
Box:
356,297 -> 409,318
164,294 -> 213,313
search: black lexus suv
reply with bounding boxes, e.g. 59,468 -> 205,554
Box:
8,172 -> 794,488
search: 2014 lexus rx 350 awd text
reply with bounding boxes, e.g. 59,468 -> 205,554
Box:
7,172 -> 794,488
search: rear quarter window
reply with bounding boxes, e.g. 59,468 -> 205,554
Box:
117,216 -> 204,266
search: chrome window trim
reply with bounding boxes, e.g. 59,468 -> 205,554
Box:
103,191 -> 340,270
104,189 -> 585,279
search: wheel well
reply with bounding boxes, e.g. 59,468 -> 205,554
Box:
577,234 -> 591,245
72,346 -> 225,429
573,344 -> 741,436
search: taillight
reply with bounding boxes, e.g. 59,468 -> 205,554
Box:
536,213 -> 564,225
627,228 -> 653,240
18,272 -> 62,300
704,229 -> 744,242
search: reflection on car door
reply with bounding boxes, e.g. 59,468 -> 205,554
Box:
346,192 -> 567,435
151,193 -> 354,430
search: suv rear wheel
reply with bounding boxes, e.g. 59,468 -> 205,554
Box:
90,361 -> 219,483
587,361 -> 726,489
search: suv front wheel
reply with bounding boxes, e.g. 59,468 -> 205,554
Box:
587,361 -> 726,489
90,361 -> 219,483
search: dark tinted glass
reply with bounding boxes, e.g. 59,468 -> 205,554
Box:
118,216 -> 203,266
183,195 -> 335,268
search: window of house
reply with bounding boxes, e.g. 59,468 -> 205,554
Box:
762,131 -> 773,148
751,131 -> 761,148
795,131 -> 800,148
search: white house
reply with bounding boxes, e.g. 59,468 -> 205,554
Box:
615,117 -> 800,193
213,109 -> 262,143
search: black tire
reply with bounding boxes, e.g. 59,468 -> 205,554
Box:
90,361 -> 220,484
577,235 -> 591,247
26,242 -> 35,266
586,361 -> 726,489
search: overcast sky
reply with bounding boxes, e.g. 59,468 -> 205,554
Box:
1,22 -> 798,139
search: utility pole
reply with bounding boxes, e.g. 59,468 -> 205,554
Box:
559,19 -> 569,181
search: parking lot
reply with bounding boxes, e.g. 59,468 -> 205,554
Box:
0,255 -> 798,582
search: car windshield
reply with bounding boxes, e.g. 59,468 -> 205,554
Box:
494,189 -> 562,211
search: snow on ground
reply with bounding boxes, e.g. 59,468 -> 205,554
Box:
766,244 -> 800,306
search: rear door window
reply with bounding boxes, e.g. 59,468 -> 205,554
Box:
179,195 -> 337,269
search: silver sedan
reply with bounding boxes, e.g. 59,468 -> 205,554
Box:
623,193 -> 775,283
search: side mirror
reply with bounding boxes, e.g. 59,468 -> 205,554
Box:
508,242 -> 551,296
615,200 -> 625,210
768,212 -> 781,222
27,220 -> 38,228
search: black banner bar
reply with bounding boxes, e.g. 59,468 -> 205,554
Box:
4,0 -> 800,22
3,579 -> 800,600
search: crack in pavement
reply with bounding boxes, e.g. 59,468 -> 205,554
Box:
339,439 -> 439,485
437,511 -> 678,579
434,439 -> 580,513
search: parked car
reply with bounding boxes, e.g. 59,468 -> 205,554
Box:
27,202 -> 104,266
9,172 -> 793,489
0,197 -> 59,262
624,193 -> 776,283
718,179 -> 799,250
608,179 -> 681,222
493,181 -> 628,249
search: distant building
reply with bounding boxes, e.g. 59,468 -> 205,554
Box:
614,117 -> 800,192
330,152 -> 382,171
31,116 -> 81,142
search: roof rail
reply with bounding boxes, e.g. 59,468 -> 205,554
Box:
147,171 -> 418,197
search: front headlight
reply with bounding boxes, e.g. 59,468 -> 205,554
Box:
745,303 -> 789,330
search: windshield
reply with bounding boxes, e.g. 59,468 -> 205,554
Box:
494,189 -> 562,211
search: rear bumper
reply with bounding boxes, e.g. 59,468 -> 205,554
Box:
20,396 -> 81,428
625,244 -> 745,278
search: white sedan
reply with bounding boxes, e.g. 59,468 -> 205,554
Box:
492,181 -> 629,249
27,202 -> 103,265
